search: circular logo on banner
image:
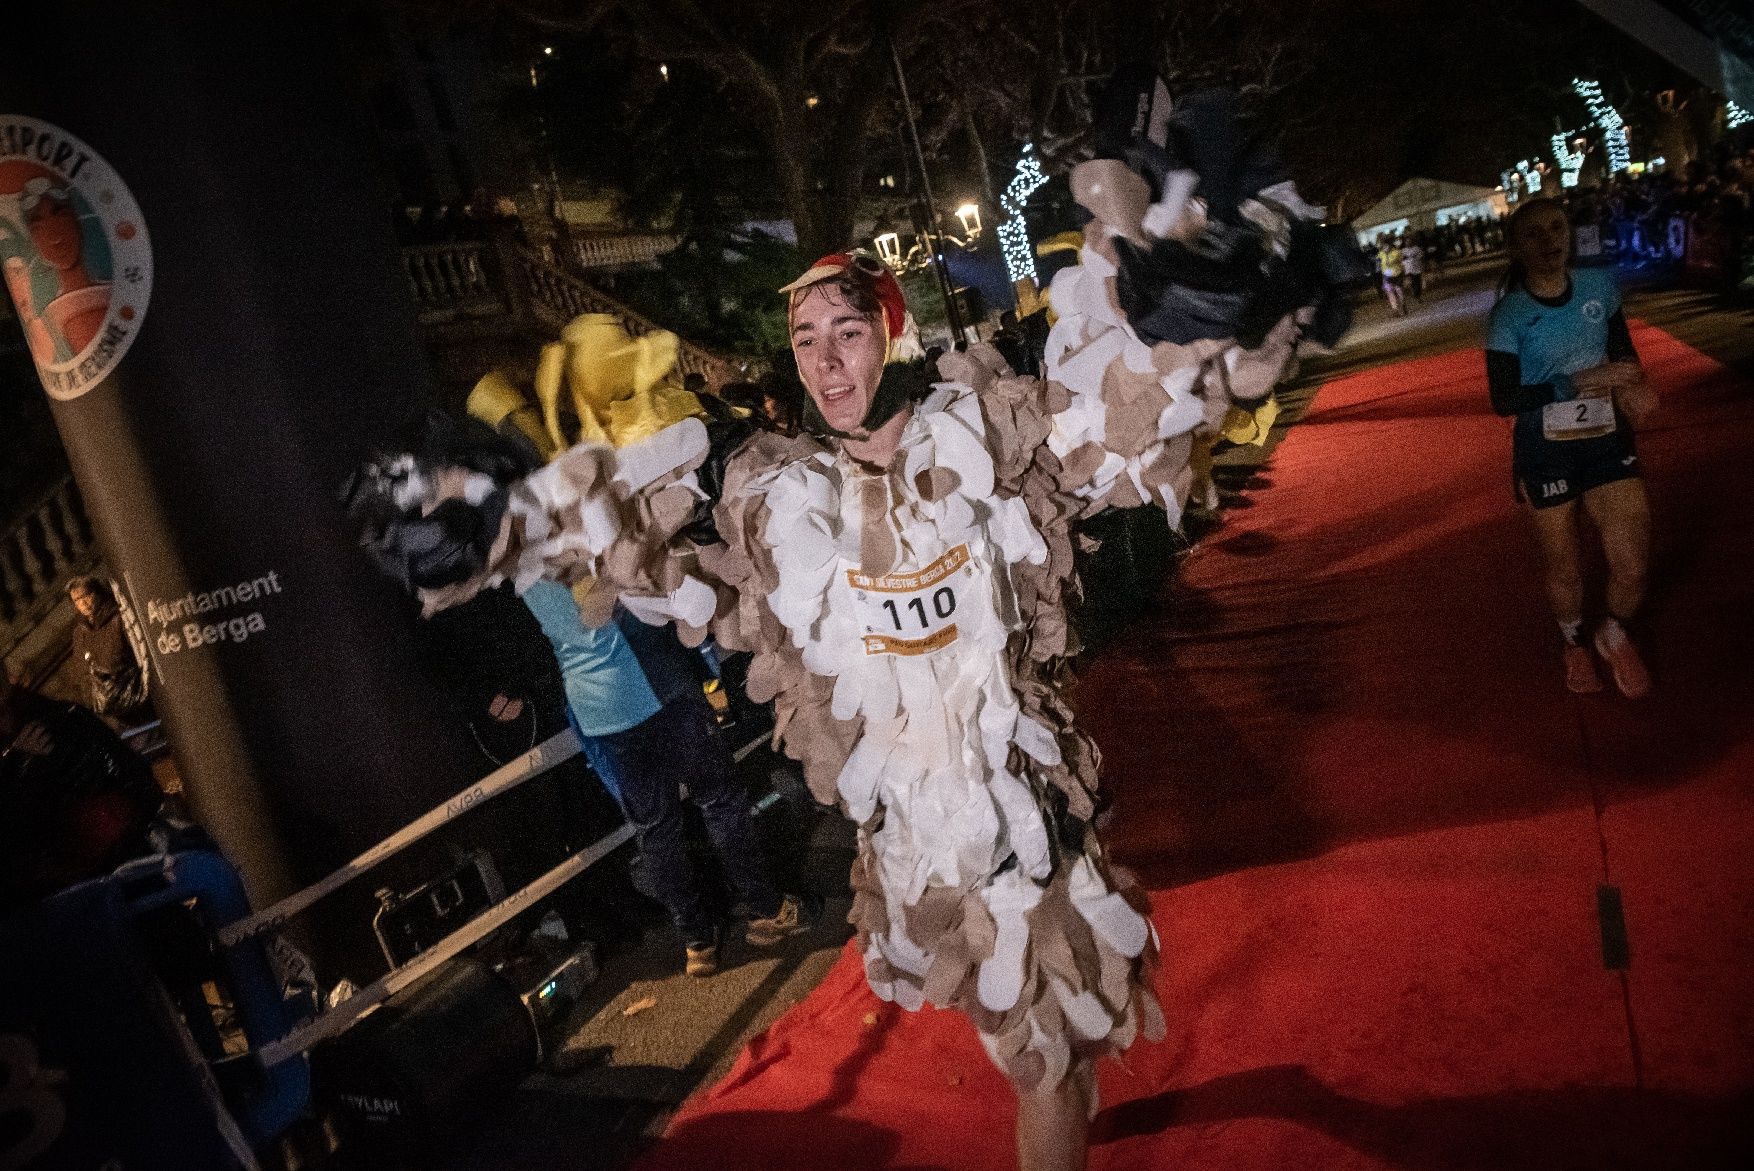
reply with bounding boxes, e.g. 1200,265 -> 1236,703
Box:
0,116 -> 151,401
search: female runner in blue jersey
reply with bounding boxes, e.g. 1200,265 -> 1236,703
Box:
1486,199 -> 1658,696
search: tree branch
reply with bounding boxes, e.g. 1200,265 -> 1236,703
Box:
501,0 -> 616,36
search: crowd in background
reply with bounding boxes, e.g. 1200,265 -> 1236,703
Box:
1360,139 -> 1754,306
1365,217 -> 1507,314
1559,143 -> 1754,286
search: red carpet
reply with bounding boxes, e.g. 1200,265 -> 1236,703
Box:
636,326 -> 1754,1170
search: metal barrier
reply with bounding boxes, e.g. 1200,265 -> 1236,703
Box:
222,725 -> 637,1070
221,728 -> 582,947
254,822 -> 632,1067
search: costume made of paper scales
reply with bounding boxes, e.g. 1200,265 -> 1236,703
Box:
352,86 -> 1358,1092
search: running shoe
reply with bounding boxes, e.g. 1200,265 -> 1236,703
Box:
685,930 -> 720,978
1564,643 -> 1604,694
746,894 -> 818,947
1593,621 -> 1652,699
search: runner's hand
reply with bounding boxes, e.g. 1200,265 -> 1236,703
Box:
1571,362 -> 1640,397
1615,368 -> 1657,426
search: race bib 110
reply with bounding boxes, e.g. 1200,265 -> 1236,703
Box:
847,544 -> 975,656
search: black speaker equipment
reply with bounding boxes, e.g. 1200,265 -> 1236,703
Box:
314,958 -> 537,1155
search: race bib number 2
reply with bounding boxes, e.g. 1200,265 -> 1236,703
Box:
847,544 -> 973,656
1543,396 -> 1616,441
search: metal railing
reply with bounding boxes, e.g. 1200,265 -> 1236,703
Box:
0,474 -> 98,664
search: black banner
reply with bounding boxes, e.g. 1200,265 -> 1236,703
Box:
0,3 -> 477,912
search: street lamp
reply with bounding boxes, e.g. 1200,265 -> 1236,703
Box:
874,231 -> 904,268
871,209 -> 983,275
528,51 -> 563,218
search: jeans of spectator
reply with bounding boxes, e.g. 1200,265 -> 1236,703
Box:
579,693 -> 781,944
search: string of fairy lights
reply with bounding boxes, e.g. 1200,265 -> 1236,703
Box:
1515,157 -> 1543,194
997,145 -> 1048,285
1550,131 -> 1586,188
1571,78 -> 1631,174
1526,83 -> 1747,192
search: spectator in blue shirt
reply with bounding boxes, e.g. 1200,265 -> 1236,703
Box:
521,580 -> 812,976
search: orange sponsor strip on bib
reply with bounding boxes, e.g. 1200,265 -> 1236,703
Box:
847,544 -> 970,593
862,624 -> 960,657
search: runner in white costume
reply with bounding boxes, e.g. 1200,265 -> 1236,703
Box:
354,96 -> 1343,1171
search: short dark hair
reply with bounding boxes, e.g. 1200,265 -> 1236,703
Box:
68,576 -> 111,603
790,271 -> 883,324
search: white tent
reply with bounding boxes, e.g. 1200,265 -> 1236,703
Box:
1352,178 -> 1510,245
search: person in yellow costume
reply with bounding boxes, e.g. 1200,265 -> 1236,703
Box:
466,312 -> 728,460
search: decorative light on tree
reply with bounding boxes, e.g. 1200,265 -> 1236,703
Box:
997,145 -> 1049,285
1516,159 -> 1543,195
1573,79 -> 1631,173
1730,101 -> 1752,130
1551,131 -> 1586,188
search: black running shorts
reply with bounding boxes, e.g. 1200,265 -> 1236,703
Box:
1515,439 -> 1640,509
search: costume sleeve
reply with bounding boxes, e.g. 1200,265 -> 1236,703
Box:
1486,349 -> 1559,416
1031,100 -> 1356,525
351,419 -> 730,640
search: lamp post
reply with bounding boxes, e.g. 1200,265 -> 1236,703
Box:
955,202 -> 982,238
529,45 -> 566,227
875,230 -> 905,268
886,35 -> 966,345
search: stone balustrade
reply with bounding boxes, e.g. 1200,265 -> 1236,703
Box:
569,232 -> 681,270
1,475 -> 98,667
400,235 -> 741,388
401,241 -> 506,323
511,247 -> 742,387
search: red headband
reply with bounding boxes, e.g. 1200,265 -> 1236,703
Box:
781,252 -> 909,344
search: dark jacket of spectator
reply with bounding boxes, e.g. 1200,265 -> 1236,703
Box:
1,680 -> 160,910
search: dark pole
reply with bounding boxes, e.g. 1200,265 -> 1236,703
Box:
886,35 -> 966,346
530,57 -> 565,216
1,2 -> 478,927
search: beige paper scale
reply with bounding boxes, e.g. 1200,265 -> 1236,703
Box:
1043,161 -> 1326,523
